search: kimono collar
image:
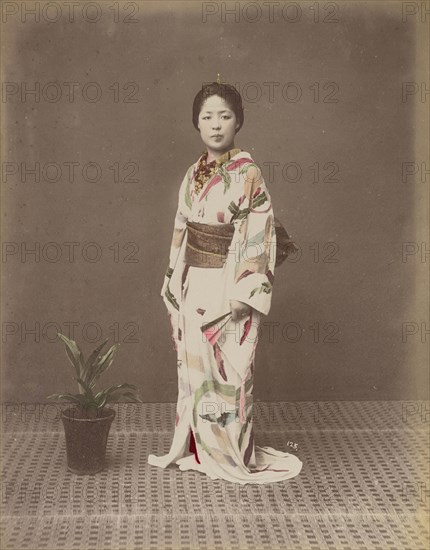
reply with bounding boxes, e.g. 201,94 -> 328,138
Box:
200,147 -> 242,167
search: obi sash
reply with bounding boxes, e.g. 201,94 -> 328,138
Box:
185,218 -> 299,269
185,221 -> 235,268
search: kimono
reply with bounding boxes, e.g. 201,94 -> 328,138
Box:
148,148 -> 303,484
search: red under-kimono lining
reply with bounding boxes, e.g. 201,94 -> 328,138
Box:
189,429 -> 201,464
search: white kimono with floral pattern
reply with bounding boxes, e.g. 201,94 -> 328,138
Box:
148,149 -> 302,484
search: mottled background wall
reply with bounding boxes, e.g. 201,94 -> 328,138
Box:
1,1 -> 428,403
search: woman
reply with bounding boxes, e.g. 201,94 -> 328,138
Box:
148,81 -> 302,484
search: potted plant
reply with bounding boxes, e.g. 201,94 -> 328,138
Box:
47,332 -> 142,474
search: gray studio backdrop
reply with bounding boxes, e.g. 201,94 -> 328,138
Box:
1,1 -> 428,403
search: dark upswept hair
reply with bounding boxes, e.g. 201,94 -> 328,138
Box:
192,82 -> 244,133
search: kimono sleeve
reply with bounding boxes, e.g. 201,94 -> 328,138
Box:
160,164 -> 193,297
228,164 -> 277,316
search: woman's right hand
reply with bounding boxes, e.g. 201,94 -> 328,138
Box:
230,300 -> 252,322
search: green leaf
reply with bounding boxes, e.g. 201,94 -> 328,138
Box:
93,383 -> 139,405
236,208 -> 250,221
220,166 -> 231,193
57,333 -> 82,379
94,394 -> 108,408
228,201 -> 239,215
92,344 -> 120,383
94,383 -> 136,399
46,392 -> 89,406
85,338 -> 109,372
121,392 -> 143,403
73,377 -> 92,395
252,191 -> 268,209
239,162 -> 258,175
262,281 -> 272,294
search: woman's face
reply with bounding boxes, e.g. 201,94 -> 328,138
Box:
197,95 -> 239,156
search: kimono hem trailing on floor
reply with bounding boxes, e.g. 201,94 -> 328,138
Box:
148,149 -> 303,484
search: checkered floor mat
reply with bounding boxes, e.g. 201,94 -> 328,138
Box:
1,401 -> 429,549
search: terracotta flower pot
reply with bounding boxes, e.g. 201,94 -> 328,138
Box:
61,406 -> 116,474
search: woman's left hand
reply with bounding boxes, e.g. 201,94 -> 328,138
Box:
230,300 -> 252,322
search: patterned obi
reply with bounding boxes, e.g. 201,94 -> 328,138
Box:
185,221 -> 235,268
